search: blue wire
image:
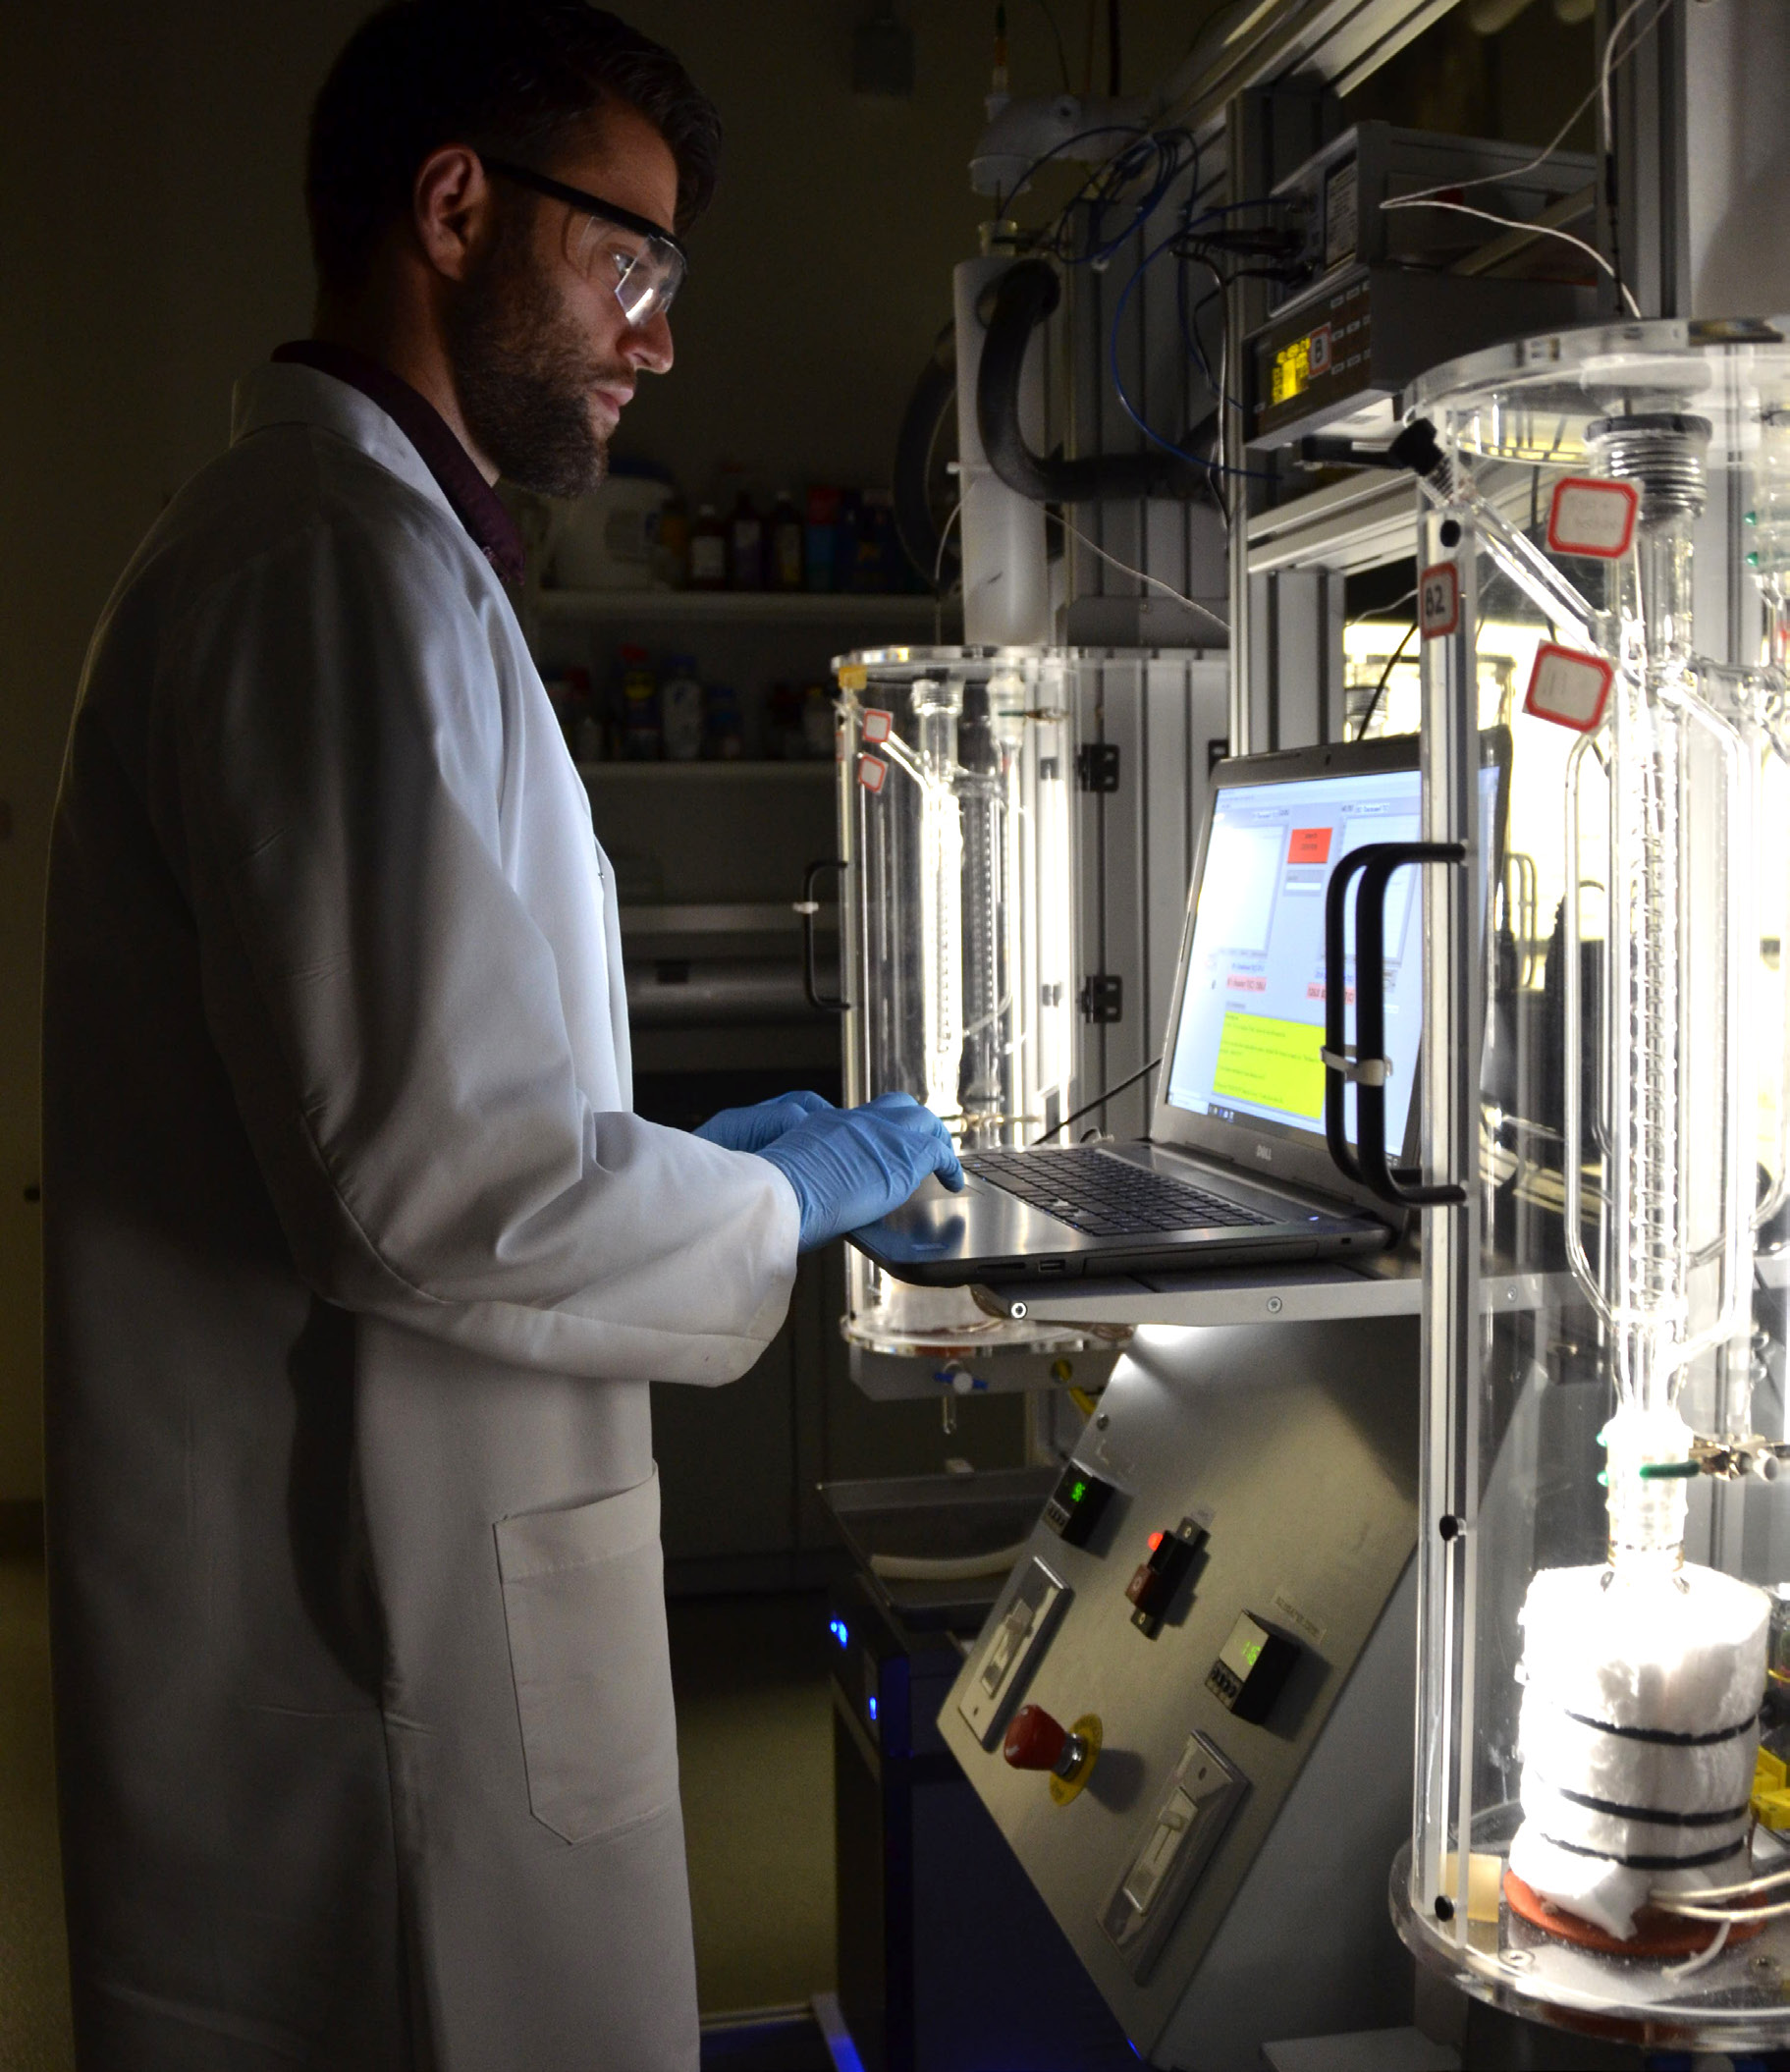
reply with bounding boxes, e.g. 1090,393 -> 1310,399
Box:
1107,229 -> 1276,484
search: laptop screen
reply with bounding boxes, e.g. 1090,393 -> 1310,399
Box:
1164,760 -> 1501,1151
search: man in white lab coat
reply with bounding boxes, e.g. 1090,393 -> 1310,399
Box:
40,5 -> 959,2067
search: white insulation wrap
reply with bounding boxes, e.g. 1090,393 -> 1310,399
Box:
1508,1562 -> 1769,1938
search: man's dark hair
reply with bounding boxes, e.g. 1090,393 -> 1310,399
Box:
306,0 -> 721,293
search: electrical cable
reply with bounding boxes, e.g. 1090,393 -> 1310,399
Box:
1033,1055 -> 1164,1143
932,498 -> 964,644
1377,0 -> 1675,317
1381,196 -> 1643,318
996,124 -> 1150,221
1382,0 -> 1668,212
1047,508 -> 1229,633
1354,620 -> 1419,741
1021,0 -> 1073,90
1108,230 -> 1277,485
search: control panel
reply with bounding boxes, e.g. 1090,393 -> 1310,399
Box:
937,1315 -> 1421,2068
956,1554 -> 1070,1748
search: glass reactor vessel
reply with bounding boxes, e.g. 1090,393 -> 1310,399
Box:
1388,319 -> 1790,2045
832,647 -> 1111,1371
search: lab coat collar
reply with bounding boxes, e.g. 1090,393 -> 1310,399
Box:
231,356 -> 526,586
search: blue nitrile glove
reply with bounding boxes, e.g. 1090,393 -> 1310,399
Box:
692,1090 -> 835,1154
757,1091 -> 965,1252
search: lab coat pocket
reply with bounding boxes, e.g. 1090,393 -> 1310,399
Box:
494,1468 -> 678,1845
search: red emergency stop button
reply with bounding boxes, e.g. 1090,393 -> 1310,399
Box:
1003,1703 -> 1069,1772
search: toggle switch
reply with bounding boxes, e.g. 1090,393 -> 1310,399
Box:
1003,1703 -> 1103,1804
1126,1515 -> 1209,1637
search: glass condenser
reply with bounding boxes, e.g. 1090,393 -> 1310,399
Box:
829,646 -> 1121,1389
1387,318 -> 1790,2045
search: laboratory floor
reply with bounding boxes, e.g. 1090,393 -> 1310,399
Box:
0,1554 -> 837,2069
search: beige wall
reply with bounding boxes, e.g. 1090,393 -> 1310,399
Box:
0,1 -> 1208,1501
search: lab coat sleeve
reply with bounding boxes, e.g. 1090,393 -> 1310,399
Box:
163,493 -> 798,1384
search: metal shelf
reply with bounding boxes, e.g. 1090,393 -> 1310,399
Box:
534,587 -> 951,626
970,1248 -> 1568,1329
619,901 -> 834,937
578,759 -> 835,782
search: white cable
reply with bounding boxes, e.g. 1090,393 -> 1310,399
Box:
1383,0 -> 1667,211
1384,196 -> 1643,318
1051,509 -> 1230,632
1662,1917 -> 1731,1978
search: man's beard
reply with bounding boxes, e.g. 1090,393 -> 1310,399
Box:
445,208 -> 618,500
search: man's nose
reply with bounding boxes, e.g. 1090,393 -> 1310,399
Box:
621,313 -> 674,375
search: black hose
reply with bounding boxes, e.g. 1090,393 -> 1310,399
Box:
892,322 -> 958,592
975,259 -> 1194,504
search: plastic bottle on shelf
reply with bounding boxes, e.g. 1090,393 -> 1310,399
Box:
800,684 -> 835,759
705,682 -> 745,760
689,504 -> 728,588
618,644 -> 661,758
661,655 -> 705,761
770,491 -> 804,590
805,487 -> 841,591
656,493 -> 690,588
729,488 -> 765,589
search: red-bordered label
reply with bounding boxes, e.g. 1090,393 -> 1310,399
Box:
861,707 -> 894,743
856,753 -> 888,791
1524,643 -> 1615,732
1419,563 -> 1459,639
1546,477 -> 1639,560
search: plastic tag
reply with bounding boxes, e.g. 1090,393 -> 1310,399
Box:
1546,477 -> 1638,559
1419,563 -> 1459,639
861,707 -> 894,743
856,754 -> 888,792
1524,643 -> 1614,732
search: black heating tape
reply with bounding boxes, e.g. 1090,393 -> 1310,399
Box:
1533,1776 -> 1752,1827
1540,1832 -> 1748,1873
1560,1707 -> 1760,1748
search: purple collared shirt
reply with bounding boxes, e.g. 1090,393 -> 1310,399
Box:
271,340 -> 527,588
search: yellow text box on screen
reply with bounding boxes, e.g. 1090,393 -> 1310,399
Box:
1211,1010 -> 1326,1119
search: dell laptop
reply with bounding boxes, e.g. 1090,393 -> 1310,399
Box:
849,733 -> 1504,1286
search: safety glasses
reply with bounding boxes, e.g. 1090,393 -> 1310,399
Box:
481,158 -> 687,326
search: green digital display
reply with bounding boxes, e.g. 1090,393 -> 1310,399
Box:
1069,1479 -> 1087,1503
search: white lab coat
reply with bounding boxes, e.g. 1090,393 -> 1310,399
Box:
41,362 -> 800,2072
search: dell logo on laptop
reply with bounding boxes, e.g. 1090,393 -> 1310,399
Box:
1254,1143 -> 1273,1163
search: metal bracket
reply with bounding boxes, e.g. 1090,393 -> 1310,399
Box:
1079,975 -> 1123,1024
1076,742 -> 1120,793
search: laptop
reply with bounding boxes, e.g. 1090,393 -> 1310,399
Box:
849,734 -> 1505,1286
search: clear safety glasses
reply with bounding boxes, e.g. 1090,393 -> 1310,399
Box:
481,158 -> 687,326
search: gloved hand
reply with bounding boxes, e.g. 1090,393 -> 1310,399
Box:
692,1089 -> 835,1155
757,1091 -> 964,1252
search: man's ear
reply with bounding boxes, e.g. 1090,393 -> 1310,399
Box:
412,145 -> 495,284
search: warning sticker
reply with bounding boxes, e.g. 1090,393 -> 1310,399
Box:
1524,643 -> 1615,733
1419,563 -> 1460,639
856,753 -> 888,791
1546,477 -> 1639,560
861,707 -> 894,743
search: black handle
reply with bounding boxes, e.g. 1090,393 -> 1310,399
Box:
1322,841 -> 1468,1209
797,859 -> 847,1013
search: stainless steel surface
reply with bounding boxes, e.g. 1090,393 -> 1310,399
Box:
939,1318 -> 1421,2065
624,956 -> 817,1025
971,1253 -> 1572,1329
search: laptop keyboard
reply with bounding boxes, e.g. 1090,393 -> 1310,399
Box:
960,1147 -> 1278,1237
